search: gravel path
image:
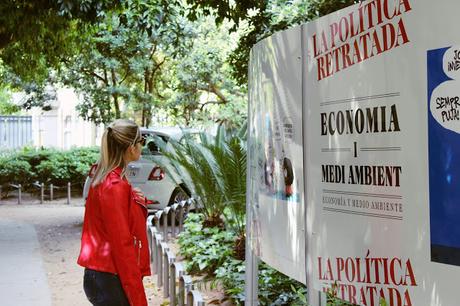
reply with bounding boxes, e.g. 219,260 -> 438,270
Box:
0,200 -> 87,306
0,198 -> 165,306
0,196 -> 227,306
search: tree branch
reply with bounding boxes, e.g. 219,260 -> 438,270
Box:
79,67 -> 108,84
197,83 -> 228,103
149,44 -> 158,61
111,68 -> 117,86
199,100 -> 227,111
151,57 -> 165,77
119,68 -> 130,84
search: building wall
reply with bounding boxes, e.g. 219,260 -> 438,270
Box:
0,116 -> 33,149
29,88 -> 103,149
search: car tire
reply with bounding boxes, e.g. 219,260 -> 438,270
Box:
168,186 -> 191,224
168,187 -> 190,205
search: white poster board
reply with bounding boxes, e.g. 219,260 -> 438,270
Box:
247,26 -> 306,283
304,0 -> 460,304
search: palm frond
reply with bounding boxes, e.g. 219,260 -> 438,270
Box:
153,127 -> 247,232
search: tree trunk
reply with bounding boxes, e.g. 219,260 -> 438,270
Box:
146,112 -> 151,127
113,95 -> 120,119
111,68 -> 120,118
141,107 -> 146,127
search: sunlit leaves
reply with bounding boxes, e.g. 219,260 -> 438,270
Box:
186,0 -> 357,85
0,0 -> 121,83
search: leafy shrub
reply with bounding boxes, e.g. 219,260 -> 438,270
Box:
178,213 -> 308,305
68,148 -> 100,185
33,147 -> 99,186
214,259 -> 308,306
17,146 -> 57,169
214,258 -> 246,303
0,147 -> 99,196
0,157 -> 32,196
178,213 -> 236,274
155,125 -> 247,234
257,263 -> 307,306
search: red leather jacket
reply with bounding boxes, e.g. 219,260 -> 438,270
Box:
78,167 -> 151,306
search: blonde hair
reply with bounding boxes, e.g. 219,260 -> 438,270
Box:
91,119 -> 140,186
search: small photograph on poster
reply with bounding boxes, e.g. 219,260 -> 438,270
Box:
261,113 -> 298,202
427,46 -> 460,266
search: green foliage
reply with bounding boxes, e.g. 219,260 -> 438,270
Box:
215,259 -> 309,306
207,127 -> 247,235
61,0 -> 193,125
177,213 -> 236,274
178,213 -> 308,305
62,16 -> 143,124
3,73 -> 58,111
0,147 -> 99,196
0,158 -> 32,194
0,86 -> 20,115
155,134 -> 226,222
33,147 -> 99,186
257,263 -> 308,306
186,0 -> 260,28
167,16 -> 247,128
1,0 -> 357,126
17,147 -> 58,169
0,0 -> 121,84
214,258 -> 246,302
155,126 -> 247,233
2,1 -> 249,128
186,0 -> 358,85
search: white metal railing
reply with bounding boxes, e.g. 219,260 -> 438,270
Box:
146,199 -> 205,306
2,181 -> 75,204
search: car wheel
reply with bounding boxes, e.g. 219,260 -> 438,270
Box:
169,187 -> 189,205
168,187 -> 190,224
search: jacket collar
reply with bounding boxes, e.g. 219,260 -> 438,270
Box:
112,166 -> 123,176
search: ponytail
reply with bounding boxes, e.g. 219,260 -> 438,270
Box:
91,119 -> 140,186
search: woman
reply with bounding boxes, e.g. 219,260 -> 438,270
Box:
78,119 -> 150,306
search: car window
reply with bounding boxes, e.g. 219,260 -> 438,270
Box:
141,133 -> 169,156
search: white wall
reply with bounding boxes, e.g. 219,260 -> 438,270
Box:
29,88 -> 103,149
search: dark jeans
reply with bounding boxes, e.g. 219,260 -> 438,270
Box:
83,268 -> 129,306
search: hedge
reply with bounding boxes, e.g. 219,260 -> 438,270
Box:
0,147 -> 99,196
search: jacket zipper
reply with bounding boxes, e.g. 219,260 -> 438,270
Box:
133,236 -> 141,265
138,241 -> 142,265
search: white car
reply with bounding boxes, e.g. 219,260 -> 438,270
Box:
83,127 -> 198,212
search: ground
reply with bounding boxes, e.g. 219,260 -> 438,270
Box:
0,194 -> 227,306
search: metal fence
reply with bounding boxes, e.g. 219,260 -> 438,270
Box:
0,116 -> 33,149
146,199 -> 206,306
